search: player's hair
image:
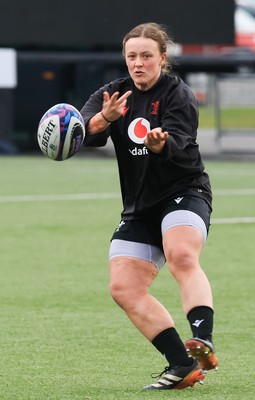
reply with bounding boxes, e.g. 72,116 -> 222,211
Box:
122,22 -> 175,74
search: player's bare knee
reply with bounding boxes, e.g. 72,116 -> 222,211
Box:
167,247 -> 198,276
110,281 -> 145,312
110,281 -> 132,309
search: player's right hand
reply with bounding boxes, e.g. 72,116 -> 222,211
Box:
102,90 -> 132,122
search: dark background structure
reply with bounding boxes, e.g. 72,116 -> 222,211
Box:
0,0 -> 235,50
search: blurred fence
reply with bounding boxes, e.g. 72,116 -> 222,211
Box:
187,72 -> 255,154
215,73 -> 255,153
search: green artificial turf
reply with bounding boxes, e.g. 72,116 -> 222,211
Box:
199,106 -> 255,129
0,155 -> 254,399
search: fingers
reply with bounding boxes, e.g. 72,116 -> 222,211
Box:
102,90 -> 132,121
145,130 -> 168,144
117,90 -> 132,103
103,90 -> 132,105
144,129 -> 168,154
103,91 -> 111,103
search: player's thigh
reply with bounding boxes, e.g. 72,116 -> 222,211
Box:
109,239 -> 164,293
162,210 -> 206,267
109,255 -> 158,293
163,225 -> 204,265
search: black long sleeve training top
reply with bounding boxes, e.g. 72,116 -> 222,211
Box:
81,73 -> 212,220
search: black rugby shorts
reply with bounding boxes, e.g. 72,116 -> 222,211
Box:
111,196 -> 211,251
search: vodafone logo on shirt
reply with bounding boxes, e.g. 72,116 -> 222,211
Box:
128,118 -> 150,144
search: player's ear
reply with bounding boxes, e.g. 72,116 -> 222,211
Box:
160,52 -> 167,67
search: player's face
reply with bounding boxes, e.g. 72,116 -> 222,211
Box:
124,37 -> 166,91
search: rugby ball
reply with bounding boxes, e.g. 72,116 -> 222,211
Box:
37,103 -> 85,161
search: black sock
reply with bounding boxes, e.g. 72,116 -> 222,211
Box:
152,327 -> 193,367
187,306 -> 214,342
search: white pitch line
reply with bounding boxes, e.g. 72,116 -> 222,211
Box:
214,188 -> 255,196
0,188 -> 255,203
212,217 -> 255,224
0,193 -> 120,202
0,193 -> 254,224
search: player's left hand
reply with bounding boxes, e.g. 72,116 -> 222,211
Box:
144,128 -> 168,154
